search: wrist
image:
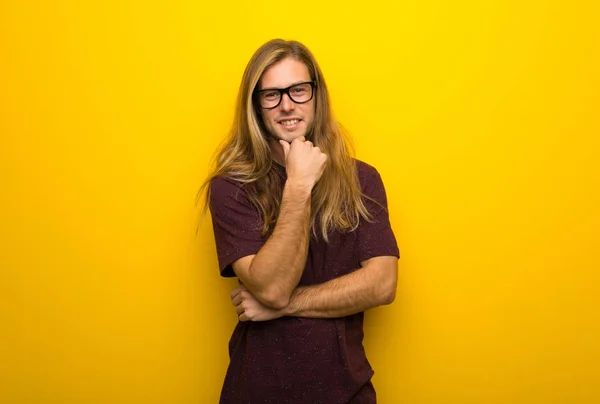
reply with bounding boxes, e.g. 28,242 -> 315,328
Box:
284,179 -> 313,198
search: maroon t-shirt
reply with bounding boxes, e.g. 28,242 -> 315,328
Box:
209,159 -> 399,404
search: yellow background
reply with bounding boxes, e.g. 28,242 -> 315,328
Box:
1,1 -> 599,403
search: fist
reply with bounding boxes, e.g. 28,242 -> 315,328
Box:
230,285 -> 284,322
279,137 -> 327,189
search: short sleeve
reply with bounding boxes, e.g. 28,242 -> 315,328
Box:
209,177 -> 266,277
356,164 -> 400,263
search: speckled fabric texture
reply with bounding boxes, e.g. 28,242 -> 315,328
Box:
209,160 -> 399,404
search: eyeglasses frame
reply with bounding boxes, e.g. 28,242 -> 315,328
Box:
254,81 -> 316,110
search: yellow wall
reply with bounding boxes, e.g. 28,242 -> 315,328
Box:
1,1 -> 599,403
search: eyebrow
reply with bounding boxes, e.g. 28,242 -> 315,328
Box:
259,81 -> 310,91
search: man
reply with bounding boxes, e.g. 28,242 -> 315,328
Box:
203,39 -> 399,404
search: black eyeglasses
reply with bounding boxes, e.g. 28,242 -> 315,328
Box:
254,81 -> 316,109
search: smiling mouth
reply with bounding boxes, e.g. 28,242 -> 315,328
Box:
279,119 -> 300,126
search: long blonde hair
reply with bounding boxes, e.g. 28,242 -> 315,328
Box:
198,39 -> 371,241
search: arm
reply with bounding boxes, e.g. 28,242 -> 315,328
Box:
284,256 -> 398,318
231,164 -> 400,320
233,182 -> 311,309
231,256 -> 398,321
231,137 -> 327,309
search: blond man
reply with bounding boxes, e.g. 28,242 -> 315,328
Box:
202,39 -> 399,404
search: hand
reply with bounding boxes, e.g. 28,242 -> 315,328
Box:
279,136 -> 327,189
230,284 -> 285,322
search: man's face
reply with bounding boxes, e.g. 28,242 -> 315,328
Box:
257,58 -> 315,143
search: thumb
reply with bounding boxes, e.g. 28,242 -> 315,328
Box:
279,140 -> 290,160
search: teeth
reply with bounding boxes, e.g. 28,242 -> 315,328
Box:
280,119 -> 299,126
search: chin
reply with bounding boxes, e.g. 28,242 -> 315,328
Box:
276,133 -> 304,143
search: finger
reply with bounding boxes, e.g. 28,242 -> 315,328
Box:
239,312 -> 249,322
279,140 -> 290,159
231,294 -> 242,306
236,304 -> 244,315
230,286 -> 242,300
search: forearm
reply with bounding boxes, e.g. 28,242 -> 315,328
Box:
246,181 -> 311,307
283,261 -> 397,318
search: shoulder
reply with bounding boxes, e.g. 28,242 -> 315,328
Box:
209,176 -> 252,207
210,175 -> 244,194
353,158 -> 383,189
352,158 -> 391,208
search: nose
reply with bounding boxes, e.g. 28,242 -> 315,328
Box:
280,92 -> 295,111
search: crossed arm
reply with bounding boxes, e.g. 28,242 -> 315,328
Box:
231,255 -> 398,321
227,174 -> 398,320
229,180 -> 313,310
228,181 -> 398,320
212,137 -> 397,320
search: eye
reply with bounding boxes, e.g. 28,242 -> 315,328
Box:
263,91 -> 278,99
